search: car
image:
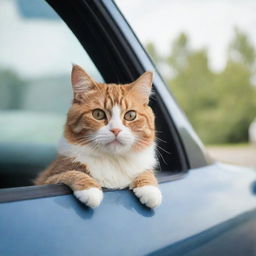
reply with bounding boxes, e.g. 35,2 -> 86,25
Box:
0,0 -> 256,255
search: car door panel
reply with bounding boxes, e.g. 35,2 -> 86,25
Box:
1,163 -> 255,256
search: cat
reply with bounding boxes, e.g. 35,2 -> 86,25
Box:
34,65 -> 162,209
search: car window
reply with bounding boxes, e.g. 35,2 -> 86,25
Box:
0,0 -> 103,188
0,0 -> 187,191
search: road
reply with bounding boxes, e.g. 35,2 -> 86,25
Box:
207,145 -> 256,168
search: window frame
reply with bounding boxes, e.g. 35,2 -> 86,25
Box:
0,0 -> 210,203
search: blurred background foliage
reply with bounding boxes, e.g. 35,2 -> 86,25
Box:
146,28 -> 256,144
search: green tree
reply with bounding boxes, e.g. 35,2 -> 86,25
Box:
228,27 -> 256,70
145,42 -> 161,65
170,48 -> 216,143
145,29 -> 256,144
167,33 -> 190,75
197,61 -> 256,143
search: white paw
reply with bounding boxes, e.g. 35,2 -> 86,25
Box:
133,185 -> 162,208
74,188 -> 103,208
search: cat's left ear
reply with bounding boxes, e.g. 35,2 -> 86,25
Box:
130,72 -> 153,104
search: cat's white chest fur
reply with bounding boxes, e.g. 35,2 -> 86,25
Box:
58,138 -> 157,189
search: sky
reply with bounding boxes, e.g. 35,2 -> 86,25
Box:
0,0 -> 255,78
115,0 -> 256,72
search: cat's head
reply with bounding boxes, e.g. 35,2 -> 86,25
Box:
64,65 -> 155,155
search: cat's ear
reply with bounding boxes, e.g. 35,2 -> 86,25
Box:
71,64 -> 97,94
130,72 -> 153,104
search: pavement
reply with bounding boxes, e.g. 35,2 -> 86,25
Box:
206,145 -> 256,168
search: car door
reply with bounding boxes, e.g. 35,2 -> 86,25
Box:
0,1 -> 256,256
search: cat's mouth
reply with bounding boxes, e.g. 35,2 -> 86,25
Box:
106,138 -> 123,146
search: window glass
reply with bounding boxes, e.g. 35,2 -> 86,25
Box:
0,0 -> 103,188
0,0 -> 103,145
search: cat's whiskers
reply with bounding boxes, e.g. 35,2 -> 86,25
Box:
134,139 -> 161,170
75,134 -> 99,146
90,142 -> 101,152
135,138 -> 168,167
155,148 -> 166,168
155,136 -> 168,144
135,139 -> 152,152
156,144 -> 171,155
94,133 -> 133,145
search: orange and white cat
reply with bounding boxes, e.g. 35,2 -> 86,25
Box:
35,65 -> 162,208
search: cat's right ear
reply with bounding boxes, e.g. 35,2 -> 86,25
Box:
71,65 -> 97,102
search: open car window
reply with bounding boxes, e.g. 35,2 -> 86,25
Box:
0,0 -> 189,193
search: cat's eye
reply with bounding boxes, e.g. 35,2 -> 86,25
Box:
92,109 -> 106,120
124,110 -> 137,121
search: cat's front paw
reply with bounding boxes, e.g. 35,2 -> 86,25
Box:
74,187 -> 103,208
133,185 -> 162,208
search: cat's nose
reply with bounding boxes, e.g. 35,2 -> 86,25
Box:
110,128 -> 121,136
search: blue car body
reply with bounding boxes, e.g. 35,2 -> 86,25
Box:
0,0 -> 256,255
1,163 -> 256,256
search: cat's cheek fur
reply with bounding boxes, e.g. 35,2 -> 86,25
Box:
74,187 -> 103,208
133,185 -> 162,208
